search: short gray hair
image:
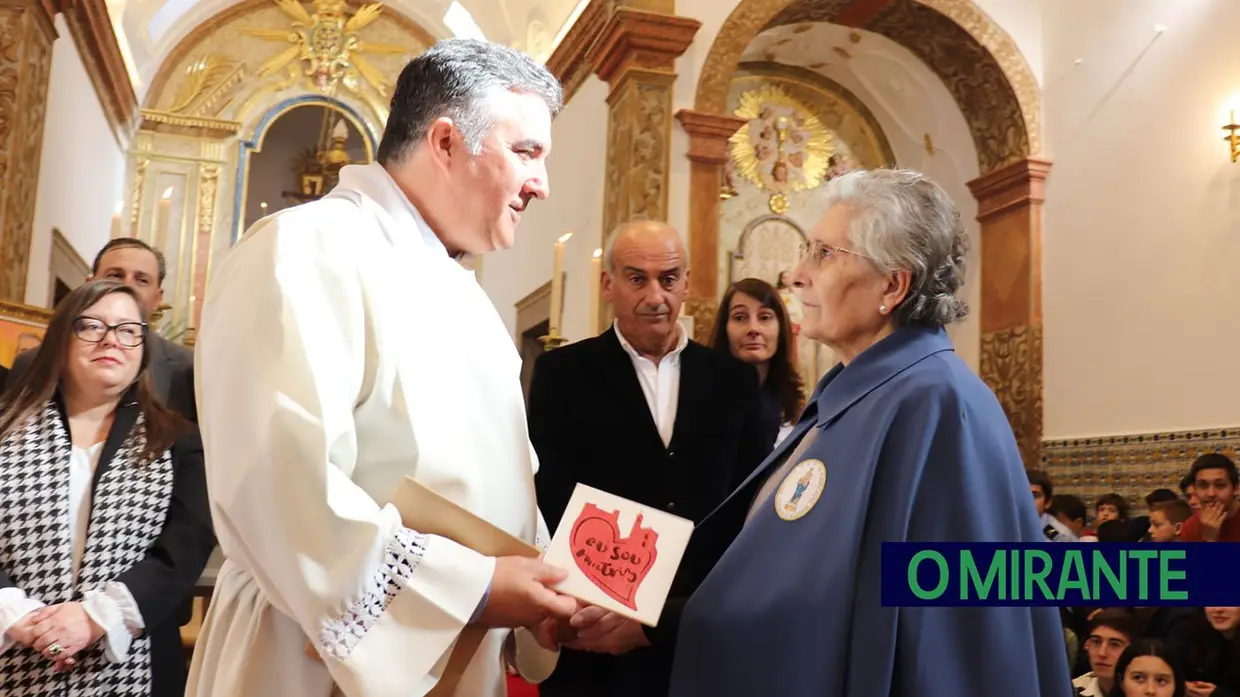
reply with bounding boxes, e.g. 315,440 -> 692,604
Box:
823,168 -> 969,328
377,38 -> 563,163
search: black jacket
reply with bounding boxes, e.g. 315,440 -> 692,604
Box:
529,328 -> 772,696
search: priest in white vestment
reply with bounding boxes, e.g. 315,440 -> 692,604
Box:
185,39 -> 576,697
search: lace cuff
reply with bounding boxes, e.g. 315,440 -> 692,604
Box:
318,527 -> 427,661
82,583 -> 145,663
0,588 -> 46,655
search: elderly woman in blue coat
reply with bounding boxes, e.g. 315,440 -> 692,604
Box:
667,168 -> 1073,697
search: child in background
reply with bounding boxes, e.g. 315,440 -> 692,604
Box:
1147,499 -> 1192,542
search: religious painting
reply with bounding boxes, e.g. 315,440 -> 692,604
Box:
543,484 -> 694,626
0,301 -> 52,369
729,84 -> 834,214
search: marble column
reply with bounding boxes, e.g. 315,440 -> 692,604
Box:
968,157 -> 1052,467
674,109 -> 745,340
0,0 -> 55,301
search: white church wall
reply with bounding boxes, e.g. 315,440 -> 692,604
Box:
26,15 -> 128,306
1041,0 -> 1240,438
480,74 -> 609,342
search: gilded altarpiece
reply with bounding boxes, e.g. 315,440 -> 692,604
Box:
720,65 -> 893,395
126,0 -> 432,336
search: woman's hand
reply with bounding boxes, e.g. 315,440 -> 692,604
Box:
28,603 -> 105,663
4,610 -> 40,647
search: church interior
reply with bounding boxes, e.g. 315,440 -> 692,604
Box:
1,0 -> 1239,682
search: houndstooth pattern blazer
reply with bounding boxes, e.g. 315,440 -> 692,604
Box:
0,395 -> 214,697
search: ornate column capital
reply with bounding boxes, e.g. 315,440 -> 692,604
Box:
587,7 -> 700,86
967,157 -> 1052,222
675,109 -> 745,165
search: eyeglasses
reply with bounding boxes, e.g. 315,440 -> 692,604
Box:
798,240 -> 877,267
73,317 -> 146,348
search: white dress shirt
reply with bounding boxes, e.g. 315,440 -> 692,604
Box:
0,443 -> 144,660
613,320 -> 689,447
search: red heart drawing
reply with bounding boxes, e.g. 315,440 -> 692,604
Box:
569,503 -> 659,610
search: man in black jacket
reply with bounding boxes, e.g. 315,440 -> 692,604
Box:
529,220 -> 772,697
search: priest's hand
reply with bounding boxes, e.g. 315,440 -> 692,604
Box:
479,556 -> 578,629
564,606 -> 650,655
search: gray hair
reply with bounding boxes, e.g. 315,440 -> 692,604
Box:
377,38 -> 563,163
823,168 -> 970,328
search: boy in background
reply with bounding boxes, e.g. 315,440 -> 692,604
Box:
1147,499 -> 1192,542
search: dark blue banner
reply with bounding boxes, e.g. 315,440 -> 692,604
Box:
881,543 -> 1240,606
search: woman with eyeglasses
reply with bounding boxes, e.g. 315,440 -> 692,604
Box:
0,279 -> 214,697
669,169 -> 1073,697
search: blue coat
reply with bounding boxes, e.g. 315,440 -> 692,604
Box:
668,326 -> 1074,697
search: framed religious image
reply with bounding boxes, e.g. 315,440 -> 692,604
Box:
0,300 -> 52,369
542,484 -> 694,626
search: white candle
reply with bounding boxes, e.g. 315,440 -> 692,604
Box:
110,200 -> 122,238
549,232 -> 572,335
156,187 -> 173,247
589,248 -> 602,335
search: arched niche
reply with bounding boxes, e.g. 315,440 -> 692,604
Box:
233,95 -> 378,241
122,0 -> 435,335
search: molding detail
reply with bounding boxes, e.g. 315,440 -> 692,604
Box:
588,7 -> 700,86
60,0 -> 138,138
979,323 -> 1043,467
546,0 -> 613,103
1043,429 -> 1240,515
675,109 -> 746,164
140,109 -> 243,136
0,0 -> 55,301
967,156 -> 1052,221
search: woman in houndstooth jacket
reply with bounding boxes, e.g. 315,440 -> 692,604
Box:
0,279 -> 215,697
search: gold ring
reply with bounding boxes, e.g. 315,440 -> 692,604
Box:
47,643 -> 64,657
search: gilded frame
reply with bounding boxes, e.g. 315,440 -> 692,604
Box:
0,300 -> 53,369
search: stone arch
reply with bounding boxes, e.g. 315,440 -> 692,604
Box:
694,0 -> 1040,173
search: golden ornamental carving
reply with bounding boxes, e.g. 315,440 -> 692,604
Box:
0,7 -> 53,300
129,157 -> 148,236
681,295 -> 718,345
602,79 -> 671,236
242,0 -> 409,97
166,55 -> 247,117
197,164 -> 220,236
728,84 -> 832,214
979,324 -> 1043,467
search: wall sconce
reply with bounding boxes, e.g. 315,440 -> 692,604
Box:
1225,110 -> 1239,163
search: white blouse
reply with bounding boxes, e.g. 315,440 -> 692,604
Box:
0,443 -> 146,661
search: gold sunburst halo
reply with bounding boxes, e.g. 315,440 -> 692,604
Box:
728,84 -> 834,201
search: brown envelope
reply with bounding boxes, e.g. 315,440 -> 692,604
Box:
308,477 -> 540,697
